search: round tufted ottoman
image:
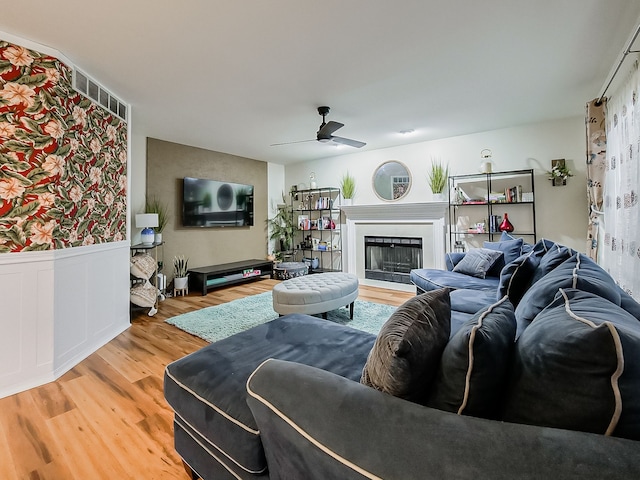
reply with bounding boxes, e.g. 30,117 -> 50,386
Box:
273,261 -> 309,280
272,272 -> 359,319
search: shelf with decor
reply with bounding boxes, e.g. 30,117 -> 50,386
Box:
129,242 -> 165,317
448,169 -> 536,252
290,186 -> 342,273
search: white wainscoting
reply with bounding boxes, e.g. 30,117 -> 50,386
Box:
0,242 -> 130,398
341,202 -> 448,291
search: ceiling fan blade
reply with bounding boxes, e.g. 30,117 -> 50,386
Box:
270,139 -> 315,146
318,120 -> 344,136
331,136 -> 366,148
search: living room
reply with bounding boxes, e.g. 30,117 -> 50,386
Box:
2,1 -> 640,478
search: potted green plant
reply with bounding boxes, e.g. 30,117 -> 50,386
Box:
173,255 -> 189,290
145,197 -> 169,243
428,160 -> 449,200
340,171 -> 356,205
266,193 -> 295,261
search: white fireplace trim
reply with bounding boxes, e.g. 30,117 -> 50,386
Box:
341,202 -> 448,283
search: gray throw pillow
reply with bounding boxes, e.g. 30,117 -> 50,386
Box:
452,248 -> 503,279
361,288 -> 451,403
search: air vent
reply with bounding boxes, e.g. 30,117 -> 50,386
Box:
73,69 -> 127,122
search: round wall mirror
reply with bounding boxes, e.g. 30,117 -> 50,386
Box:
372,161 -> 412,201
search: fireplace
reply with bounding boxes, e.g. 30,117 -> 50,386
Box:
364,236 -> 423,284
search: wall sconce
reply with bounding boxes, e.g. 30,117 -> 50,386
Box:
135,213 -> 159,245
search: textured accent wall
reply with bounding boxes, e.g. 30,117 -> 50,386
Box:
146,138 -> 268,277
0,40 -> 127,253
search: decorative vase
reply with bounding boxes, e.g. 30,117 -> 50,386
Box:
552,177 -> 566,187
342,198 -> 353,206
498,213 -> 514,232
155,232 -> 163,244
432,192 -> 445,202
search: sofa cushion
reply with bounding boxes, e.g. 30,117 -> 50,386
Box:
164,314 -> 376,477
428,296 -> 516,419
449,288 -> 498,314
503,288 -> 640,440
452,248 -> 504,279
361,289 -> 451,403
410,268 -> 500,293
484,237 -> 524,276
515,253 -> 622,337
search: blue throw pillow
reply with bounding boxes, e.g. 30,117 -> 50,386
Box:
484,237 -> 524,276
428,296 -> 516,419
514,253 -> 622,337
504,288 -> 640,440
497,252 -> 538,307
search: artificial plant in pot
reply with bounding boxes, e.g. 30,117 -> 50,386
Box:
173,255 -> 189,290
145,197 -> 169,243
340,171 -> 356,205
266,193 -> 295,262
428,160 -> 449,200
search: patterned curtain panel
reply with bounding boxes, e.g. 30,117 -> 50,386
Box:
601,60 -> 640,300
586,99 -> 606,260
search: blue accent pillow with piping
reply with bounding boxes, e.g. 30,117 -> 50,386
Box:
427,296 -> 516,419
504,288 -> 640,440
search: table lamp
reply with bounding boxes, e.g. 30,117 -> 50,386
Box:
136,213 -> 159,246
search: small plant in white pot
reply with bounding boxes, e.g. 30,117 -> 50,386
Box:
173,255 -> 189,291
428,159 -> 449,201
340,171 -> 356,205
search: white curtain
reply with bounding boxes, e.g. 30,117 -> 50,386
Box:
601,60 -> 640,300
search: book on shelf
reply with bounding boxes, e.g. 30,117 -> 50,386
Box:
504,185 -> 523,202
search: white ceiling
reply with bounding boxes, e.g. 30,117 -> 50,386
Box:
2,1 -> 640,165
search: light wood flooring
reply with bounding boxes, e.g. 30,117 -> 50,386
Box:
0,280 -> 412,479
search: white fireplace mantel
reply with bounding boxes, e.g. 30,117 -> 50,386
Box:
340,202 -> 449,287
340,202 -> 449,221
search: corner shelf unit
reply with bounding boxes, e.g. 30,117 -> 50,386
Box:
290,186 -> 342,273
130,241 -> 164,317
448,169 -> 536,251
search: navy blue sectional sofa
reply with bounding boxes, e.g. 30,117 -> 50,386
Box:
164,237 -> 640,480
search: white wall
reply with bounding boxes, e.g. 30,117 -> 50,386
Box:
284,116 -> 588,251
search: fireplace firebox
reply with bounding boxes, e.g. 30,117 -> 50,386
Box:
364,236 -> 423,284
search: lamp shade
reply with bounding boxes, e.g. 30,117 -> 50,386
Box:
135,213 -> 159,228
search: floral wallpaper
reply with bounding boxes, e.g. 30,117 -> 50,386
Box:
0,40 -> 127,253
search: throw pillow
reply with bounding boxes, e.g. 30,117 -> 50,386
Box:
130,280 -> 158,307
427,296 -> 516,419
484,237 -> 524,276
530,244 -> 574,284
451,248 -> 503,279
130,253 -> 157,280
503,288 -> 640,440
514,253 -> 622,337
497,251 -> 537,307
361,288 -> 451,403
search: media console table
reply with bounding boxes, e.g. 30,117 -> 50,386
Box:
188,259 -> 273,296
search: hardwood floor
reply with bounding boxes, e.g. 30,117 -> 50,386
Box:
0,280 -> 413,479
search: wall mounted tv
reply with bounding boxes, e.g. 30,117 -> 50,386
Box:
182,177 -> 254,227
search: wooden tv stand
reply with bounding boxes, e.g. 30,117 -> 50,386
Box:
188,259 -> 273,296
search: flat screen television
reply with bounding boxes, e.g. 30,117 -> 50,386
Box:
182,177 -> 254,227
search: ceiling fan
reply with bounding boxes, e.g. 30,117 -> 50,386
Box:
271,106 -> 366,148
